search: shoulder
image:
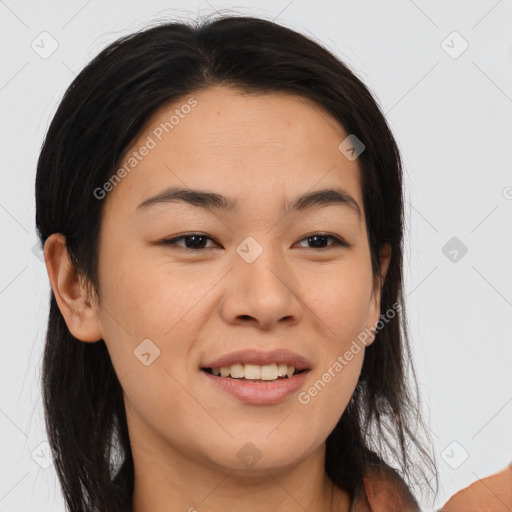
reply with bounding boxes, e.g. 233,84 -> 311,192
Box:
350,462 -> 420,512
441,463 -> 512,512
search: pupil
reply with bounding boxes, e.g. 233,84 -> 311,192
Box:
310,235 -> 327,248
186,235 -> 206,249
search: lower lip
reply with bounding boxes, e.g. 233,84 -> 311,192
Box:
201,370 -> 310,405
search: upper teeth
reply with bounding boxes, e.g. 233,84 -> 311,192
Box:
212,363 -> 296,380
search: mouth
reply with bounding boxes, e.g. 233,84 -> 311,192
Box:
201,364 -> 309,383
199,349 -> 312,403
200,362 -> 311,405
201,349 -> 312,376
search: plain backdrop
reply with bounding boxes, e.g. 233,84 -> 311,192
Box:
1,1 -> 511,510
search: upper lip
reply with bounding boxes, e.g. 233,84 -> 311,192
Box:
201,349 -> 312,371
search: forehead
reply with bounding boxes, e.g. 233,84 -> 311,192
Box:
105,85 -> 364,220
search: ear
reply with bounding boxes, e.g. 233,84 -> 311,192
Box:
365,243 -> 392,347
43,233 -> 103,342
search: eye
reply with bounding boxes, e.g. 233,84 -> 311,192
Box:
295,233 -> 349,250
160,233 -> 219,250
159,232 -> 349,251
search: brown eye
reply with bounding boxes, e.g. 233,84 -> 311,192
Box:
295,233 -> 349,250
161,234 -> 218,250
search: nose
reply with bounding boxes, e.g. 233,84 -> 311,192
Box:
219,243 -> 303,330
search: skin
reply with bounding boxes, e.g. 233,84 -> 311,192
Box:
44,85 -> 391,512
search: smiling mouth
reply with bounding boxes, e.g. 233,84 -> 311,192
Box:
201,367 -> 310,383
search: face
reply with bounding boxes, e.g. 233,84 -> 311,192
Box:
54,85 -> 390,476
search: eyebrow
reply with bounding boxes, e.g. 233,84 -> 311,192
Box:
136,185 -> 362,219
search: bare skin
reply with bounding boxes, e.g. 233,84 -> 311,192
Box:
44,85 -> 391,512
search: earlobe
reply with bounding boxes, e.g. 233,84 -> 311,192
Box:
43,233 -> 103,342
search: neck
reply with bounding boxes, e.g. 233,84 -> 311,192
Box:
129,423 -> 351,512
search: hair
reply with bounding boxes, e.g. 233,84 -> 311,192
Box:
35,13 -> 438,512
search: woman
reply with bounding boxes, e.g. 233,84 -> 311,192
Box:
36,14 -> 437,511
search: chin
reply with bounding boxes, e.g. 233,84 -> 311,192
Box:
205,438 -> 315,475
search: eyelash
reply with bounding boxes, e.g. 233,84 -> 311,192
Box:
159,233 -> 350,251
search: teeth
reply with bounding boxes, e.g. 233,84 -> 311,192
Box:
244,364 -> 261,380
261,363 -> 278,380
229,363 -> 244,378
213,363 -> 298,380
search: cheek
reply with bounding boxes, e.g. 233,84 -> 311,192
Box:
97,247 -> 222,404
290,262 -> 371,417
299,262 -> 373,341
294,349 -> 364,453
96,252 -> 208,445
99,243 -> 215,337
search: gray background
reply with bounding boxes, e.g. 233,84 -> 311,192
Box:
1,0 -> 511,510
